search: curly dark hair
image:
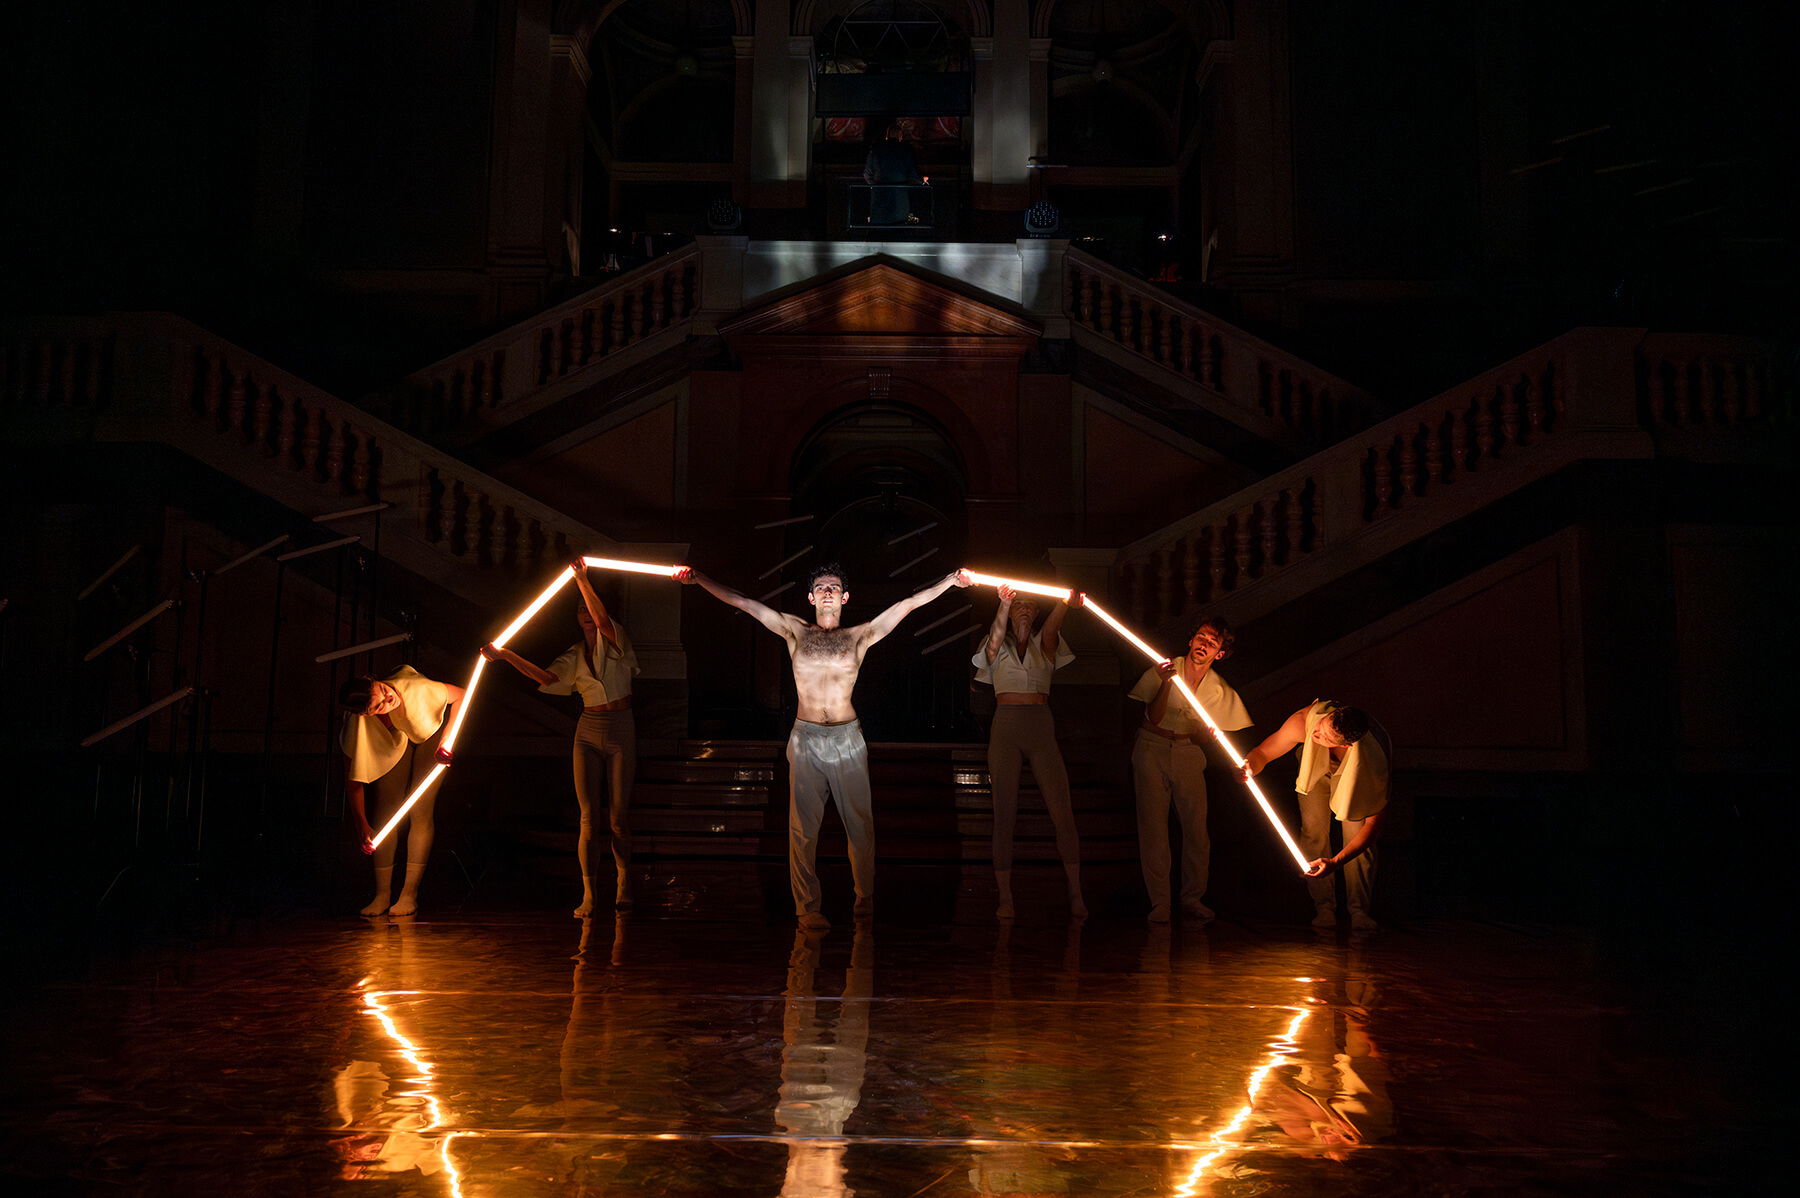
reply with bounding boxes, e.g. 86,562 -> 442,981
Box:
1328,705 -> 1370,745
807,562 -> 849,593
1193,615 -> 1236,658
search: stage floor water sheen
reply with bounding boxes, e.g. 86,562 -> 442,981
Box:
2,906 -> 1772,1196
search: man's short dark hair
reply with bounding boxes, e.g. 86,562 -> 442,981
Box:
808,562 -> 848,592
338,676 -> 375,713
1194,615 -> 1236,658
1328,705 -> 1369,745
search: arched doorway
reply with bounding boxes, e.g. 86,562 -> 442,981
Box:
782,399 -> 977,740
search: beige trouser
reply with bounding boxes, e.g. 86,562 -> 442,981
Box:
573,708 -> 636,886
786,719 -> 874,915
1131,730 -> 1211,910
368,728 -> 443,870
1298,780 -> 1375,915
987,706 -> 1080,871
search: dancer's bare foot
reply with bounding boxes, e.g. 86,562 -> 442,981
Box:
390,894 -> 418,917
572,895 -> 595,918
360,896 -> 390,917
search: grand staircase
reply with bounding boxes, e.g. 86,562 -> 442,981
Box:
7,246 -> 1786,885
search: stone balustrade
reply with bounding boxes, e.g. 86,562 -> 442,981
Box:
1063,249 -> 1372,445
1111,328 -> 1684,631
395,245 -> 700,437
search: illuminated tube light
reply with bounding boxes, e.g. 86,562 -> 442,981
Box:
1082,598 -> 1311,872
962,570 -> 1075,603
368,763 -> 448,851
373,557 -> 688,850
581,555 -> 685,578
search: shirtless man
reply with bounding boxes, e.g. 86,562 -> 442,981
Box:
1239,701 -> 1389,931
679,562 -> 971,929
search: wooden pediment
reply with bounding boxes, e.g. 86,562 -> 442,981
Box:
719,259 -> 1040,359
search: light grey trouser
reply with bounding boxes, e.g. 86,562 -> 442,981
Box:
1131,730 -> 1211,909
987,706 -> 1080,871
786,719 -> 875,915
1298,780 -> 1375,914
369,728 -> 443,870
573,708 -> 636,884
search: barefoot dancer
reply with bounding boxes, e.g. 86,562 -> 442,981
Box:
483,558 -> 640,916
679,563 -> 971,930
340,667 -> 465,916
974,585 -> 1087,920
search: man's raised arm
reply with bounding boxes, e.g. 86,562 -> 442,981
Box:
863,569 -> 971,645
676,567 -> 799,639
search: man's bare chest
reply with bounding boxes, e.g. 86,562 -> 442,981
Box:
795,627 -> 859,668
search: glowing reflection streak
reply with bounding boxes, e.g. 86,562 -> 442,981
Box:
357,978 -> 469,1196
1172,1007 -> 1313,1196
371,558 -> 685,850
964,573 -> 1310,871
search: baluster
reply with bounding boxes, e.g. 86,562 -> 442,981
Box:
275,389 -> 296,461
1742,361 -> 1765,420
1472,392 -> 1496,462
464,491 -> 487,564
536,329 -> 554,386
1231,509 -> 1255,591
321,419 -> 345,487
297,405 -> 320,473
417,470 -> 435,535
1207,524 -> 1227,599
1698,361 -> 1721,423
609,298 -> 627,352
1520,374 -> 1544,443
561,313 -> 581,370
1181,535 -> 1202,609
1285,485 -> 1306,560
226,370 -> 248,437
1424,412 -> 1447,489
31,342 -> 54,405
431,472 -> 453,544
1077,274 -> 1095,330
1398,432 -> 1422,501
1117,294 -> 1136,352
1096,282 -> 1114,340
1257,500 -> 1278,575
632,285 -> 651,341
1369,443 -> 1394,515
672,263 -> 691,319
349,428 -> 372,495
1718,361 -> 1742,424
1198,334 -> 1217,391
1498,381 -> 1521,449
249,378 -> 271,447
1178,321 -> 1195,379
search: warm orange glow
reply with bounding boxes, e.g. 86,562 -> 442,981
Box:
435,655 -> 487,758
1173,1007 -> 1313,1195
963,570 -> 1076,602
496,569 -> 577,647
359,979 -> 471,1196
1083,599 -> 1312,873
580,554 -> 685,578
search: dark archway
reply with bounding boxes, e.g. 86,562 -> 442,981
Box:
782,399 -> 977,740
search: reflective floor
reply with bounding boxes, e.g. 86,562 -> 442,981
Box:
1,884 -> 1780,1196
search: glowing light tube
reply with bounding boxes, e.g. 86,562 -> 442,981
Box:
961,570 -> 1075,603
372,557 -> 688,850
368,762 -> 449,852
1083,598 -> 1312,872
581,555 -> 685,578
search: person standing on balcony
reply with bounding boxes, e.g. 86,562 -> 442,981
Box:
482,558 -> 641,917
1128,617 -> 1251,924
863,120 -> 922,225
678,562 -> 971,930
340,666 -> 465,917
974,585 -> 1087,921
1239,700 -> 1390,931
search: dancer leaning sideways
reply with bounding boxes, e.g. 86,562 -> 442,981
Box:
340,666 -> 465,916
1241,700 -> 1389,931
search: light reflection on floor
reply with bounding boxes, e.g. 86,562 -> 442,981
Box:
1,902 -> 1772,1195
